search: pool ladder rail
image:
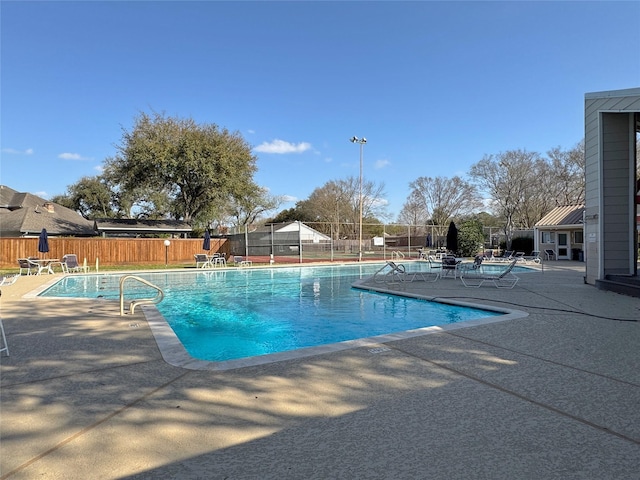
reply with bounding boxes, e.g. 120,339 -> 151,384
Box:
119,275 -> 164,316
391,250 -> 405,260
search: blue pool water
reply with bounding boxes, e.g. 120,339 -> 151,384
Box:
40,264 -> 504,362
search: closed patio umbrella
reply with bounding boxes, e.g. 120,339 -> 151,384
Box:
203,231 -> 211,251
38,228 -> 49,257
446,221 -> 458,255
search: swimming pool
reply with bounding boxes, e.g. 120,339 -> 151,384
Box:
40,264 -> 512,365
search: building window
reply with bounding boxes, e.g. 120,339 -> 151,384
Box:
541,231 -> 555,243
573,231 -> 584,244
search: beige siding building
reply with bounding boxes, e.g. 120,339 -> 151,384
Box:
584,88 -> 640,293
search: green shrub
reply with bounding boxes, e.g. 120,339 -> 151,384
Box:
458,219 -> 485,257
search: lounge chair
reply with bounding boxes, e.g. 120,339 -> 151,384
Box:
496,250 -> 514,262
0,275 -> 18,286
0,292 -> 8,356
373,261 -> 438,284
62,254 -> 83,273
194,254 -> 211,268
524,251 -> 541,264
233,256 -> 252,267
483,250 -> 496,262
460,259 -> 519,289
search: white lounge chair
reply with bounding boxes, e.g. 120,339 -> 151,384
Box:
0,275 -> 18,286
373,261 -> 438,284
62,254 -> 83,273
523,251 -> 541,264
233,256 -> 252,267
0,290 -> 8,356
194,254 -> 211,268
460,259 -> 520,289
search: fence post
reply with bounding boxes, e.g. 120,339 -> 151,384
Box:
330,223 -> 334,262
244,225 -> 249,257
383,223 -> 387,260
298,221 -> 303,263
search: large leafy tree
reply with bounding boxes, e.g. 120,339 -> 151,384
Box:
106,111 -> 258,225
51,175 -> 118,219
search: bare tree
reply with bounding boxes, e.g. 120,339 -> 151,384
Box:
406,175 -> 482,224
547,140 -> 585,206
302,176 -> 387,239
225,187 -> 283,228
469,150 -> 546,247
397,190 -> 429,235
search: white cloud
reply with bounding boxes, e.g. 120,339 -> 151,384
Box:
58,152 -> 89,160
34,191 -> 49,199
2,147 -> 33,155
247,129 -> 255,134
374,159 -> 390,169
254,139 -> 312,154
94,165 -> 104,173
282,195 -> 297,203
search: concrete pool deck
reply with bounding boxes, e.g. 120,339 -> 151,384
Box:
0,261 -> 639,479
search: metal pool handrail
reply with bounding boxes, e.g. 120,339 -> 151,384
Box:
119,275 -> 164,316
391,250 -> 405,260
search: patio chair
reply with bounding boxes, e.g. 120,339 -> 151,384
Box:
0,275 -> 19,286
233,256 -> 252,267
0,291 -> 8,357
62,254 -> 83,273
483,250 -> 496,262
426,256 -> 444,276
372,261 -> 438,284
544,249 -> 556,261
18,258 -> 36,275
18,258 -> 38,275
441,255 -> 461,278
496,250 -> 514,262
524,251 -> 541,264
460,259 -> 519,289
194,254 -> 210,268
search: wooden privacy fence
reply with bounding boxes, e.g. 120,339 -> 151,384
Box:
0,237 -> 228,269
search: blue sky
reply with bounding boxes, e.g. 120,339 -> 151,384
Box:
1,1 -> 639,220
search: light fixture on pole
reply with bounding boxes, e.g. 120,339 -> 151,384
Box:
164,239 -> 171,267
350,136 -> 367,262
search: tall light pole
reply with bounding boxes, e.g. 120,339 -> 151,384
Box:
350,136 -> 367,262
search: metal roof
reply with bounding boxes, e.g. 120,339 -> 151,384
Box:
535,205 -> 585,227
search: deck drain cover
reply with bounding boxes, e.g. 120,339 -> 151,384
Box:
368,347 -> 391,354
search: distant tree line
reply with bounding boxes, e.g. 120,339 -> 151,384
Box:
55,111 -> 625,249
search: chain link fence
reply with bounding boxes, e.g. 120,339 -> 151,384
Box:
223,221 -> 533,264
